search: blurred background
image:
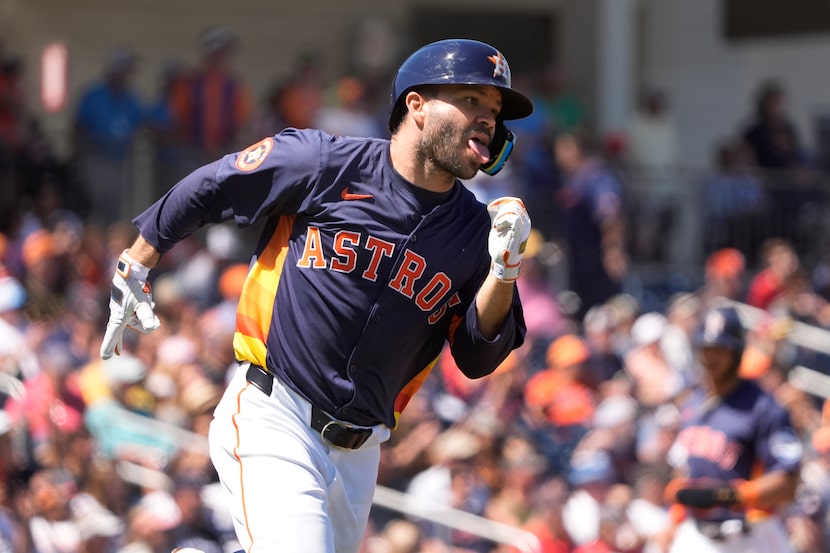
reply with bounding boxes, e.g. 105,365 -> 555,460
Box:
2,1 -> 830,552
3,0 -> 830,297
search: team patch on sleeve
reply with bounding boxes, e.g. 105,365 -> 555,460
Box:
768,428 -> 803,465
235,137 -> 274,172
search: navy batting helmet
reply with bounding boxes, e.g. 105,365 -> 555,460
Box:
693,305 -> 745,352
388,39 -> 533,132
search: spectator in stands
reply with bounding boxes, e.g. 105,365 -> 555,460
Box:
168,472 -> 224,553
746,237 -> 801,311
742,79 -> 810,171
0,439 -> 25,551
0,54 -> 27,155
625,87 -> 682,266
146,58 -> 191,199
562,449 -> 618,548
626,87 -> 680,174
254,70 -> 324,138
485,435 -> 548,528
25,468 -> 82,553
0,268 -> 37,381
554,128 -> 627,321
120,490 -> 181,553
513,230 -> 569,369
169,26 -> 253,170
624,312 -> 684,409
696,247 -> 747,310
6,341 -> 85,464
405,427 -> 491,551
71,489 -> 124,553
582,304 -> 625,390
535,64 -> 586,136
20,227 -> 68,322
625,468 -> 672,550
83,354 -> 177,463
503,478 -> 572,553
702,138 -> 768,258
657,292 -> 701,393
0,54 -> 31,208
316,76 -> 383,138
363,518 -> 423,553
73,47 -> 146,226
604,294 -> 641,359
526,334 -> 597,428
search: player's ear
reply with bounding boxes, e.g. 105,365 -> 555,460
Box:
404,90 -> 428,128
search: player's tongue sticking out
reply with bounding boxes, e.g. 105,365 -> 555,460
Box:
468,138 -> 490,164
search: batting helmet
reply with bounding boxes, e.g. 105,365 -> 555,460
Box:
388,39 -> 533,132
693,305 -> 745,352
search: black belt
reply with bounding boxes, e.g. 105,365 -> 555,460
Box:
245,363 -> 373,450
695,519 -> 749,541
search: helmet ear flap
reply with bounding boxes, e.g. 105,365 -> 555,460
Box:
480,122 -> 515,176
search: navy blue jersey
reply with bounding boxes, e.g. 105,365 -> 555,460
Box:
134,128 -> 526,427
670,379 -> 802,520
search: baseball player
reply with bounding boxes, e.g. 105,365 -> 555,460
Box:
662,304 -> 802,553
99,39 -> 533,553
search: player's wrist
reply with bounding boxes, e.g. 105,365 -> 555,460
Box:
116,250 -> 151,282
490,259 -> 522,282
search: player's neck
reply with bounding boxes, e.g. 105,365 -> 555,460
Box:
706,374 -> 742,398
389,132 -> 456,193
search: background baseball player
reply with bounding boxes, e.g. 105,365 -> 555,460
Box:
661,304 -> 802,552
99,39 -> 533,553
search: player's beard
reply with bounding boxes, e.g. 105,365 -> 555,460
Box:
416,117 -> 481,180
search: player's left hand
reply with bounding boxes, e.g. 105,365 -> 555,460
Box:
487,197 -> 531,282
100,250 -> 160,359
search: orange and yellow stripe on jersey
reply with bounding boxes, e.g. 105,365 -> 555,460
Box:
233,216 -> 294,367
392,356 -> 439,427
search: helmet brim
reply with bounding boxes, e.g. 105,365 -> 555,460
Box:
499,87 -> 534,121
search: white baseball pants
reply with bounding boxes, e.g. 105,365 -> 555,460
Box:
669,517 -> 794,553
209,362 -> 391,553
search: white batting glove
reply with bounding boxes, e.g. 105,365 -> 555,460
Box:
100,250 -> 161,360
487,197 -> 531,282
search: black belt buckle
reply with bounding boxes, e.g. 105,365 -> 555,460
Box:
320,420 -> 372,450
246,364 -> 372,450
312,406 -> 372,450
696,519 -> 747,541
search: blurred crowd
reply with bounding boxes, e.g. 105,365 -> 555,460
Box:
0,23 -> 830,553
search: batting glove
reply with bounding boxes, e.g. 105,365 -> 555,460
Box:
100,250 -> 161,360
487,197 -> 531,282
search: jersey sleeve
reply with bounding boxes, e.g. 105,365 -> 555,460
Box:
448,283 -> 526,379
133,128 -> 325,254
590,170 -> 623,222
216,128 -> 326,225
755,396 -> 803,474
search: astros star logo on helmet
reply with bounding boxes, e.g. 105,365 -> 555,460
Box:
488,51 -> 510,80
703,310 -> 726,343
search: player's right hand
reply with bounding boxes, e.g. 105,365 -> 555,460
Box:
486,196 -> 531,282
100,250 -> 160,360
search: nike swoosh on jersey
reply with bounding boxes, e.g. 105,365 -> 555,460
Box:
341,187 -> 374,200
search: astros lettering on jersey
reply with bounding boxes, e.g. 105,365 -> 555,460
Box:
133,128 -> 526,429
